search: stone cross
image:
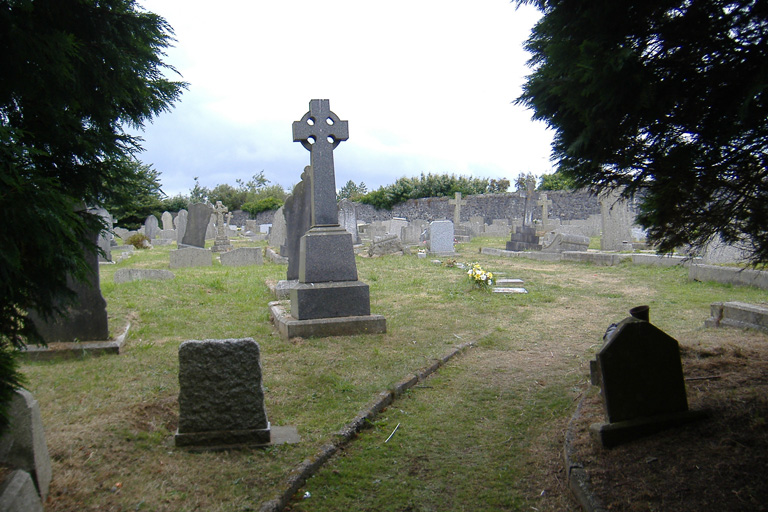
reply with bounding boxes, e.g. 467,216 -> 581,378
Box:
214,201 -> 228,238
293,99 -> 349,227
538,192 -> 553,226
448,192 -> 467,225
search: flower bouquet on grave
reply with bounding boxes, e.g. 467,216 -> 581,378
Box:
466,263 -> 493,291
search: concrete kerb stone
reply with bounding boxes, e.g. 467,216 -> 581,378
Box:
563,392 -> 609,512
257,341 -> 475,512
19,322 -> 131,361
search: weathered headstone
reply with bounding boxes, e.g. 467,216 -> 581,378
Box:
92,207 -> 113,262
268,206 -> 287,250
449,192 -> 468,225
538,192 -> 553,230
144,214 -> 159,241
175,338 -> 270,448
181,203 -> 213,248
368,234 -> 404,257
428,220 -> 455,254
175,209 -> 188,246
589,307 -> 706,447
283,166 -> 312,280
205,213 -> 216,240
211,201 -> 233,252
338,198 -> 359,244
541,232 -> 590,253
600,188 -> 634,251
287,99 -> 382,329
506,225 -> 541,251
161,211 -> 174,231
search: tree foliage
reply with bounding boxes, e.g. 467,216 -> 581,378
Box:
516,0 -> 768,263
337,180 -> 368,201
358,173 -> 510,210
0,0 -> 185,432
103,160 -> 166,229
539,170 -> 576,191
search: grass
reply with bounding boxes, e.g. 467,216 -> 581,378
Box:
20,237 -> 768,511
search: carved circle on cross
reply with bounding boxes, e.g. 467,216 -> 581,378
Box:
294,106 -> 347,151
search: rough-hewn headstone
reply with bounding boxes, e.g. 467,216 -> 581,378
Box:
175,338 -> 270,447
181,203 -> 213,248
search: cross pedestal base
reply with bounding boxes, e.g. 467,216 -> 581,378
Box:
291,281 -> 371,320
299,226 -> 358,282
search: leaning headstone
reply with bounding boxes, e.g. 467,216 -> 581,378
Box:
29,212 -> 109,342
114,268 -> 175,284
428,220 -> 455,255
175,338 -> 270,448
338,198 -> 359,244
283,99 -> 385,335
144,214 -> 159,241
283,166 -> 312,280
161,211 -> 174,231
211,201 -> 233,252
169,247 -> 212,268
589,306 -> 706,447
181,203 -> 213,248
600,188 -> 634,251
220,247 -> 263,267
368,234 -> 404,257
542,232 -> 590,253
113,226 -> 130,242
0,389 -> 52,501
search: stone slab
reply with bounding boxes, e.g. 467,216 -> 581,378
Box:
269,301 -> 386,339
265,247 -> 288,264
590,409 -> 708,448
495,278 -> 524,285
169,247 -> 212,268
705,301 -> 768,333
689,264 -> 768,290
492,287 -> 528,294
561,251 -> 633,266
19,322 -> 130,361
220,247 -> 263,267
480,247 -> 562,261
114,268 -> 175,284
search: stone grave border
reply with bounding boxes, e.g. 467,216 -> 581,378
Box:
19,322 -> 131,361
257,340 -> 476,512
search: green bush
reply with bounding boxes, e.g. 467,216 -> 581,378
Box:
126,233 -> 151,249
242,196 -> 285,216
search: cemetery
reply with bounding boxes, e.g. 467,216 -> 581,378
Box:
5,204 -> 767,510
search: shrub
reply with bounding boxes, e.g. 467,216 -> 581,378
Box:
126,233 -> 151,249
242,196 -> 285,216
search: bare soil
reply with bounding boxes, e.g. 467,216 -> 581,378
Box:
570,329 -> 768,511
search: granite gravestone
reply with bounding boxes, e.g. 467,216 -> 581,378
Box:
428,220 -> 455,254
283,166 -> 312,280
181,203 -> 213,248
289,100 -> 373,321
175,209 -> 188,246
175,338 -> 270,448
600,188 -> 634,251
589,307 -> 705,447
144,214 -> 159,241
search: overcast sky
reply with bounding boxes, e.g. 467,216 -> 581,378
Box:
134,0 -> 554,198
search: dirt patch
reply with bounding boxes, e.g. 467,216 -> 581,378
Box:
570,331 -> 768,511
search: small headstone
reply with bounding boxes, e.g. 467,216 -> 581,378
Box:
220,247 -> 263,267
268,206 -> 287,251
428,220 -> 455,254
175,209 -> 188,245
169,247 -> 212,268
113,226 -> 130,242
205,214 -> 216,240
211,201 -> 233,252
144,214 -> 159,240
181,203 -> 213,248
589,307 -> 706,447
175,338 -> 270,448
161,211 -> 174,231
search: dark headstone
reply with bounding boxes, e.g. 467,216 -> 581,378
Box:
181,203 -> 213,248
175,338 -> 270,448
283,166 -> 312,280
506,226 -> 542,252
